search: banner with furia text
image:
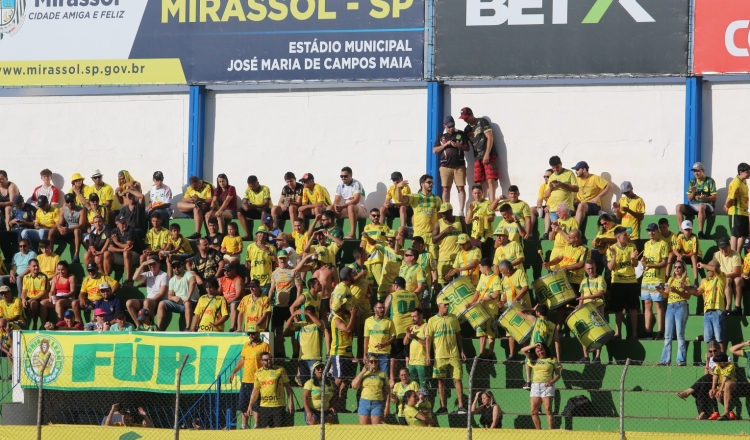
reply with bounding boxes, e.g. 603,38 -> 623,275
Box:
0,0 -> 424,86
19,331 -> 247,392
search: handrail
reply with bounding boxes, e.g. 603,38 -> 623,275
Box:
177,352 -> 241,427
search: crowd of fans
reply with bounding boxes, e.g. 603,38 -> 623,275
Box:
1,107 -> 749,429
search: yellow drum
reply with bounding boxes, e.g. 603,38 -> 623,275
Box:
437,276 -> 476,322
458,303 -> 491,330
532,270 -> 577,310
498,301 -> 533,344
566,303 -> 614,351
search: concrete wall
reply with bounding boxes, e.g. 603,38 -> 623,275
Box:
204,87 -> 428,210
445,84 -> 687,214
0,93 -> 190,202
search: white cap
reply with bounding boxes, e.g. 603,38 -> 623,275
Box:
98,281 -> 111,290
681,220 -> 693,230
92,169 -> 102,178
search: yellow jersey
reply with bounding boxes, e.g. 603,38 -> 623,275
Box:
37,253 -> 60,279
417,251 -> 437,286
453,247 -> 481,285
426,313 -> 461,359
221,235 -> 244,254
386,184 -> 411,202
701,273 -> 727,311
291,230 -> 309,255
617,195 -> 645,240
330,282 -> 353,313
34,207 -> 59,228
168,234 -> 194,254
145,227 -> 169,252
642,239 -> 669,284
553,216 -> 578,249
506,200 -> 532,220
500,269 -> 530,307
363,316 -> 396,354
399,264 -> 426,293
388,289 -> 419,337
84,183 -> 115,205
297,321 -> 322,361
80,274 -> 117,301
404,404 -> 426,426
469,199 -> 494,240
494,218 -> 523,246
526,357 -> 561,383
240,341 -> 271,384
238,295 -> 271,332
728,176 -> 749,216
559,244 -> 589,285
715,250 -> 742,275
253,366 -> 289,408
360,370 -> 388,401
346,262 -> 371,313
193,294 -> 228,332
0,298 -> 26,324
660,231 -> 678,252
244,185 -> 272,207
408,323 -> 428,366
86,205 -> 108,225
713,363 -> 737,383
493,241 -> 523,265
330,312 -> 353,357
576,173 -> 608,205
23,274 -> 47,300
531,316 -> 555,347
665,276 -> 689,304
302,184 -> 331,206
608,243 -> 637,284
743,252 -> 750,276
185,182 -> 213,201
361,223 -> 390,261
246,242 -> 273,286
404,192 -> 441,236
476,273 -> 502,316
547,169 -> 577,211
675,233 -> 702,257
376,244 -> 402,286
537,182 -> 549,204
437,217 -> 462,262
579,275 -> 606,308
393,380 -> 420,416
304,378 -> 334,411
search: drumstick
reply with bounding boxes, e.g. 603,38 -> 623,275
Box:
538,249 -> 547,274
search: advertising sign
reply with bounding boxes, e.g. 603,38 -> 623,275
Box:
20,331 -> 249,392
694,0 -> 750,74
0,0 -> 424,86
434,0 -> 689,78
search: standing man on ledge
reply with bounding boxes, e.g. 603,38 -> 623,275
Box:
725,162 -> 750,252
460,107 -> 498,203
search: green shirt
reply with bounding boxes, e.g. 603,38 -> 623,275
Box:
687,176 -> 717,208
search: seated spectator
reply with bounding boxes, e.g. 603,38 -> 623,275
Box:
0,239 -> 37,294
22,195 -> 60,249
0,318 -> 12,360
673,220 -> 702,284
141,212 -> 169,264
2,195 -> 36,256
220,263 -> 245,332
714,238 -> 743,316
104,404 -> 153,428
724,162 -> 750,252
677,341 -> 726,419
687,261 -> 726,352
146,171 -> 173,222
46,261 -> 77,322
114,170 -> 142,212
0,170 -> 21,232
471,390 -> 502,429
675,162 -> 716,239
67,172 -> 89,207
299,173 -> 331,220
136,308 -> 158,331
36,239 -> 59,280
191,277 -> 229,332
166,223 -> 194,260
709,352 -> 738,421
119,191 -> 147,240
85,194 -> 108,235
178,176 -> 214,240
86,284 -> 124,330
207,173 -> 237,234
83,215 -> 112,275
329,166 -> 367,239
106,215 -> 139,286
381,171 -> 411,227
260,212 -> 281,245
205,217 -> 224,253
0,285 -> 26,330
743,238 -> 750,282
29,168 -> 61,208
57,193 -> 87,263
301,360 -> 336,426
22,259 -> 48,330
109,311 -> 135,332
84,170 -> 115,215
127,257 -> 168,323
157,258 -> 197,331
55,310 -> 83,330
73,263 -> 119,324
238,175 -> 272,240
571,161 -> 612,228
237,279 -> 271,333
271,172 -> 303,229
433,115 -> 468,211
187,237 -> 225,288
85,307 -> 109,331
221,222 -> 243,264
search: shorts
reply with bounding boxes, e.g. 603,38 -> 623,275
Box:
473,156 -> 499,182
530,382 -> 555,398
225,210 -> 238,218
390,340 -> 408,359
573,202 -> 601,216
257,406 -> 287,428
358,398 -> 384,417
239,383 -> 261,413
408,365 -> 432,388
112,251 -> 138,266
608,283 -> 640,311
433,357 -> 462,380
439,166 -> 467,187
384,206 -> 413,220
272,305 -> 291,328
730,215 -> 749,238
703,310 -> 725,343
306,409 -> 334,425
682,203 -> 714,215
331,355 -> 356,379
337,204 -> 367,219
475,318 -> 499,339
161,299 -> 195,313
238,207 -> 263,220
640,283 -> 664,301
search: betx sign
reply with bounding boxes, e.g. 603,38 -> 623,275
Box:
466,0 -> 655,26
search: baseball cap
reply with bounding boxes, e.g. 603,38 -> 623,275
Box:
717,237 -> 730,248
339,267 -> 354,279
88,193 -> 99,202
417,387 -> 430,396
98,281 -> 111,290
646,223 -> 658,231
494,228 -> 508,236
248,279 -> 260,287
443,115 -> 455,127
37,195 -> 49,206
87,262 -> 98,271
153,171 -> 164,181
459,107 -> 473,120
71,172 -> 84,182
246,327 -> 259,334
437,296 -> 451,305
223,262 -> 236,271
298,173 -> 314,183
457,233 -> 469,244
12,194 -> 23,205
744,237 -> 750,248
94,308 -> 107,317
64,310 -> 75,318
91,169 -> 103,178
0,286 -> 11,294
691,162 -> 705,172
439,202 -> 453,213
64,193 -> 76,204
571,161 -> 589,171
137,309 -> 149,321
115,214 -> 127,224
620,181 -> 633,193
681,220 -> 693,230
390,171 -> 403,180
392,276 -> 406,288
277,250 -> 288,258
256,226 -> 269,235
703,260 -> 719,271
312,361 -> 326,370
261,213 -> 272,224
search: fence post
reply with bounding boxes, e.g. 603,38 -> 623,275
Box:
619,358 -> 631,440
36,355 -> 52,440
174,354 -> 190,440
320,357 -> 333,440
466,357 -> 478,440
215,375 -> 222,429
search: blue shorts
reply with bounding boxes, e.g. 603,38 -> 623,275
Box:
573,202 -> 601,216
162,299 -> 195,313
331,356 -> 356,379
704,310 -> 725,343
357,398 -> 384,417
640,283 -> 664,301
226,210 -> 237,218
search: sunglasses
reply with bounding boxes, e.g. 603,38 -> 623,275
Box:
371,214 -> 380,217
543,175 -> 550,179
368,360 -> 377,364
708,350 -> 716,353
405,254 -> 414,257
424,181 -> 434,185
340,175 -> 350,179
261,358 -> 272,362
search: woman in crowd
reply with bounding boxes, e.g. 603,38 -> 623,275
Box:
591,213 -> 617,276
303,361 -> 336,425
523,342 -> 562,430
471,390 -> 502,428
352,354 -> 389,425
657,260 -> 692,366
391,368 -> 420,425
402,390 -> 434,427
43,261 -> 77,323
208,173 -> 238,234
676,340 -> 726,419
115,170 -> 142,211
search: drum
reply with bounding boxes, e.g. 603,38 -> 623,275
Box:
532,270 -> 577,310
458,303 -> 491,330
566,303 -> 614,351
498,301 -> 533,344
436,276 -> 476,323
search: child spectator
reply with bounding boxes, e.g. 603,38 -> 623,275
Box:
221,222 -> 243,264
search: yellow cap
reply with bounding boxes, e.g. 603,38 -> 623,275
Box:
385,230 -> 397,238
71,172 -> 84,182
457,233 -> 470,244
439,202 -> 453,213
